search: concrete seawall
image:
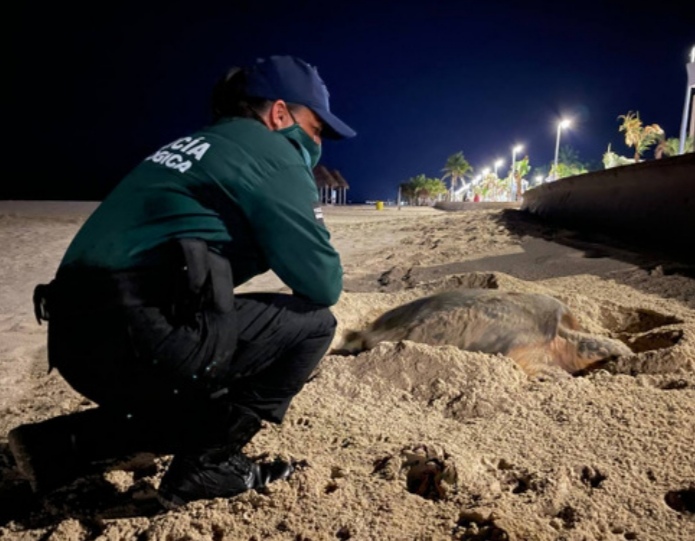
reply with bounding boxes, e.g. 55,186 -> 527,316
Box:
520,153 -> 695,262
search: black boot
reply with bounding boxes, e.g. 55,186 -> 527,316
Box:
8,408 -> 178,494
156,407 -> 294,509
8,416 -> 84,494
157,451 -> 294,509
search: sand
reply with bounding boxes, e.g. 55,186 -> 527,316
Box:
0,202 -> 693,541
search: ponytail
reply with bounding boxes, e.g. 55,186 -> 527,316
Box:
211,67 -> 271,122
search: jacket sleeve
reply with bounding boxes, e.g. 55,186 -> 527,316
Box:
235,164 -> 343,306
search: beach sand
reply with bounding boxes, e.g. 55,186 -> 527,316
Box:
1,202 -> 693,540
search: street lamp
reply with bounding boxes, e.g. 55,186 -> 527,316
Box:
511,144 -> 523,200
535,174 -> 544,186
678,45 -> 695,155
493,159 -> 504,177
553,119 -> 571,180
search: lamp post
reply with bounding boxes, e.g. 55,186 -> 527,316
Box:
493,159 -> 504,177
553,119 -> 571,180
511,144 -> 523,200
679,45 -> 695,155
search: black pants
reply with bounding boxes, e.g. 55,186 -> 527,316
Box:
46,288 -> 336,452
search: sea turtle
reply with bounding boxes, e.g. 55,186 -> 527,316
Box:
334,289 -> 633,377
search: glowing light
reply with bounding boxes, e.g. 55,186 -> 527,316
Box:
493,159 -> 504,176
553,119 -> 572,179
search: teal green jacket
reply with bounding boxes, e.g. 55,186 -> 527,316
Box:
59,118 -> 343,306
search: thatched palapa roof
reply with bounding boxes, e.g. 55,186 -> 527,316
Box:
313,165 -> 350,190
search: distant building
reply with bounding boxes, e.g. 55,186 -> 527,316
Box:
313,164 -> 350,205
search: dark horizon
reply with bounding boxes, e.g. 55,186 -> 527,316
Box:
8,1 -> 694,203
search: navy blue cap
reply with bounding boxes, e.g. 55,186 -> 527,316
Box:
245,55 -> 356,140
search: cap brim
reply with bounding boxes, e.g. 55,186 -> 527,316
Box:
313,109 -> 356,140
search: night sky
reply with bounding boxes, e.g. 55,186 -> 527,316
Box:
9,1 -> 693,203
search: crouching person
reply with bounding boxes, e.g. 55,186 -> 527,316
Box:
8,54 -> 355,508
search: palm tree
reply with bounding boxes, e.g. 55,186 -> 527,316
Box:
558,145 -> 580,166
618,111 -> 664,161
511,156 -> 531,200
441,151 -> 473,201
474,170 -> 496,201
400,174 -> 429,205
400,175 -> 448,205
424,177 -> 448,202
412,174 -> 430,204
548,144 -> 589,179
399,180 -> 417,206
655,134 -> 694,158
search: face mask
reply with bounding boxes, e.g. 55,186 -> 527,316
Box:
277,116 -> 322,169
